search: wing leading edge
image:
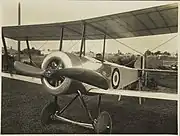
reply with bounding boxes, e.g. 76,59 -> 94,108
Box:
89,88 -> 178,101
2,3 -> 178,41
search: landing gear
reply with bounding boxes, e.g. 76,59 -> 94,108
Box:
41,96 -> 60,125
40,91 -> 112,133
41,102 -> 60,125
95,111 -> 112,134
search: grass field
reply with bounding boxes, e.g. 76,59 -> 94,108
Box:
1,77 -> 177,134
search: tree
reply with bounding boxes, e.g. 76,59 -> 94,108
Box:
145,50 -> 152,56
163,51 -> 171,56
154,51 -> 161,55
175,53 -> 178,57
118,50 -> 123,55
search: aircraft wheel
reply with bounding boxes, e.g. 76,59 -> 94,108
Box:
41,102 -> 60,125
94,111 -> 112,134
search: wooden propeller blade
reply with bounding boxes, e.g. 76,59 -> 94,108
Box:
50,68 -> 109,90
14,61 -> 44,77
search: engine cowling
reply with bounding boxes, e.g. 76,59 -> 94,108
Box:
41,51 -> 73,95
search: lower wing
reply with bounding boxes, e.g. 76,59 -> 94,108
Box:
2,72 -> 178,101
89,88 -> 178,101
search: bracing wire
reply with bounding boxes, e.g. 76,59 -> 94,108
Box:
113,39 -> 144,55
37,40 -> 49,50
150,35 -> 177,52
66,40 -> 81,52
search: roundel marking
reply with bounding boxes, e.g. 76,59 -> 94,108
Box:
111,68 -> 120,89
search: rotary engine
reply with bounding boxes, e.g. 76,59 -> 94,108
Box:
41,52 -> 73,95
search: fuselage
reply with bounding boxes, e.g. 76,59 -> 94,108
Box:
66,52 -> 139,90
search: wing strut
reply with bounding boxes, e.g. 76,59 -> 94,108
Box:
26,39 -> 33,65
80,22 -> 86,57
2,30 -> 11,72
102,34 -> 106,62
83,37 -> 86,56
59,27 -> 64,51
17,2 -> 21,61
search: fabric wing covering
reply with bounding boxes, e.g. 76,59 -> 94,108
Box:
2,3 -> 178,41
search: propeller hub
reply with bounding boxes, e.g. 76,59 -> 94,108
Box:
44,58 -> 65,87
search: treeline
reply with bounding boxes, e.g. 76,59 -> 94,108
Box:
144,50 -> 175,56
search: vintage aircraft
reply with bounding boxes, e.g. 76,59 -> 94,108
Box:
1,3 -> 178,133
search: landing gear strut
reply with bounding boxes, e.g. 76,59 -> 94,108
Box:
40,90 -> 112,133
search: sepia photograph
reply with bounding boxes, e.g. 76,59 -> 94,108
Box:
1,0 -> 178,134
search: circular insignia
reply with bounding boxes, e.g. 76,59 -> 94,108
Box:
111,68 -> 120,89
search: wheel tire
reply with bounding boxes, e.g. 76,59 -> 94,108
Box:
94,111 -> 112,134
41,102 -> 60,126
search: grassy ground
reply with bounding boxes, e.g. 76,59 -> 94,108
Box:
147,72 -> 177,89
1,77 -> 177,134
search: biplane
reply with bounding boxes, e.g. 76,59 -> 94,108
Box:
1,3 -> 178,133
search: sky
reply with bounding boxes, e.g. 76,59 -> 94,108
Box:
1,0 -> 178,55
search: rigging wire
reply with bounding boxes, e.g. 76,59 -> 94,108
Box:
37,40 -> 49,50
66,40 -> 80,52
85,38 -> 144,57
113,39 -> 144,55
150,35 -> 177,52
84,36 -> 144,55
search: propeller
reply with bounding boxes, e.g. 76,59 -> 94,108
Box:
14,61 -> 44,77
49,68 -> 109,90
14,61 -> 109,90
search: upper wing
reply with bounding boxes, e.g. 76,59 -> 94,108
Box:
2,3 -> 177,41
